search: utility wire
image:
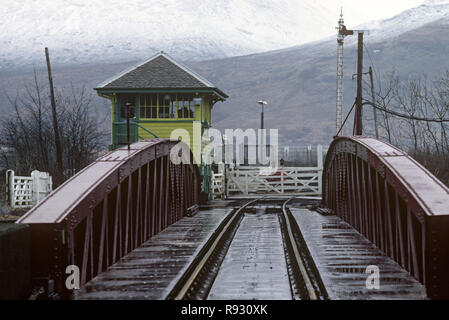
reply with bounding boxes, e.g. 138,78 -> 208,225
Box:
363,42 -> 382,91
362,99 -> 449,122
335,99 -> 449,141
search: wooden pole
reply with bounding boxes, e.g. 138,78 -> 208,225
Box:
45,47 -> 64,185
354,32 -> 364,136
369,67 -> 379,139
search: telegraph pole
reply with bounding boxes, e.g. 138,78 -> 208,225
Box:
45,47 -> 64,185
368,66 -> 379,139
354,32 -> 364,135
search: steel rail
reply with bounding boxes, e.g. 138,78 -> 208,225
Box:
171,197 -> 323,300
282,198 -> 317,300
172,198 -> 259,300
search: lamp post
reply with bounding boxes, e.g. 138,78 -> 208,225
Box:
258,100 -> 267,130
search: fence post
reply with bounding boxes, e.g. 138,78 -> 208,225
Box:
238,143 -> 244,166
317,144 -> 323,195
49,174 -> 53,197
6,170 -> 15,209
281,168 -> 284,194
31,170 -> 40,205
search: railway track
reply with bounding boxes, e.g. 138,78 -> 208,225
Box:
166,198 -> 328,300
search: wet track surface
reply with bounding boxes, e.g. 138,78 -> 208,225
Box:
207,209 -> 291,299
74,202 -> 429,300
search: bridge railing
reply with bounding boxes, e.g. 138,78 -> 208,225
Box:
323,136 -> 449,299
17,139 -> 200,296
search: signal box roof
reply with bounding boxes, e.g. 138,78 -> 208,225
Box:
95,52 -> 228,99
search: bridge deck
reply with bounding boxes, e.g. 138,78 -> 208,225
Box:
74,208 -> 231,300
74,202 -> 428,300
290,208 -> 428,300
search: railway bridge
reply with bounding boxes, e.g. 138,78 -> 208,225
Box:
15,136 -> 449,300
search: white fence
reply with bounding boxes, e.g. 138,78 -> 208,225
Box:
6,170 -> 52,209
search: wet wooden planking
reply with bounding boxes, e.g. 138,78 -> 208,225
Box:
74,208 -> 230,300
290,208 -> 428,300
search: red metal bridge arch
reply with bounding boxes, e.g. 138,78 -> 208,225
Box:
17,139 -> 200,295
323,136 -> 449,299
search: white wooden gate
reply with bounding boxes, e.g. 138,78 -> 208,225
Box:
225,145 -> 323,198
6,170 -> 53,209
211,171 -> 225,199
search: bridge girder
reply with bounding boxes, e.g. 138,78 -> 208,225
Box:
17,138 -> 200,296
323,136 -> 449,299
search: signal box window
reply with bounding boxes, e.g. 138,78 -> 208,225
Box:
177,96 -> 194,119
140,95 -> 157,119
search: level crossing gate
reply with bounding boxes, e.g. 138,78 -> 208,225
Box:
220,145 -> 323,198
6,170 -> 52,209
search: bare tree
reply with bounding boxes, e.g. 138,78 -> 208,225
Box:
371,68 -> 449,186
0,72 -> 108,185
57,85 -> 106,174
372,70 -> 399,144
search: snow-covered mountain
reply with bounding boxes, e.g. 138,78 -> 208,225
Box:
353,0 -> 449,44
0,0 -> 422,69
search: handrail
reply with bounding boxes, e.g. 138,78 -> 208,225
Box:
134,122 -> 159,138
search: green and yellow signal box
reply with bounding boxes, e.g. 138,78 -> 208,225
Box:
94,52 -> 228,195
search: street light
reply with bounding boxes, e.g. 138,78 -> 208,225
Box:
258,100 -> 267,130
